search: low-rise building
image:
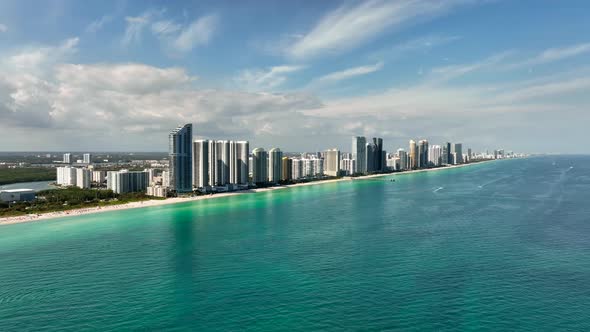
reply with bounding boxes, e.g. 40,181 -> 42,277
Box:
0,189 -> 36,202
146,185 -> 168,198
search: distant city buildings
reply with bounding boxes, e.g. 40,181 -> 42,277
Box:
63,153 -> 71,164
83,153 -> 91,164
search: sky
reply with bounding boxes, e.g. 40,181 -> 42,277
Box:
0,0 -> 589,153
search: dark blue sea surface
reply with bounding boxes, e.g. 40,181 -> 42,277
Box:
1,156 -> 589,331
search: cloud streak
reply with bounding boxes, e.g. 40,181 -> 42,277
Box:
286,0 -> 474,59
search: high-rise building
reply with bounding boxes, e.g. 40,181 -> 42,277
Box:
92,170 -> 106,184
63,153 -> 71,164
230,141 -> 249,185
340,158 -> 356,175
208,140 -> 217,186
352,136 -> 367,174
192,140 -> 209,188
214,140 -> 230,186
366,141 -> 377,173
107,170 -> 149,194
292,158 -> 303,180
76,168 -> 91,189
452,143 -> 463,164
325,148 -> 340,176
169,124 -> 193,193
83,153 -> 91,164
409,140 -> 417,169
418,140 -> 429,168
281,157 -> 292,181
56,166 -> 76,186
428,145 -> 442,167
397,149 -> 408,170
162,170 -> 170,187
268,148 -> 283,183
442,143 -> 450,165
252,148 -> 268,184
372,138 -> 384,171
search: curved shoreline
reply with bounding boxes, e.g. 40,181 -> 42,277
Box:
0,161 -> 492,226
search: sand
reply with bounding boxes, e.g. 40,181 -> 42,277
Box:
0,161 -> 487,226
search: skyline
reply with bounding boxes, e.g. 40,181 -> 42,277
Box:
1,0 -> 589,153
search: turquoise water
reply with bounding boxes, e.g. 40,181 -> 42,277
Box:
1,156 -> 589,331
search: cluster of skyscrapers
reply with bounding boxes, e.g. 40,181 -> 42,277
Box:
54,123 -> 512,197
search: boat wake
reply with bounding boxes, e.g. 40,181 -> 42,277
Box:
433,187 -> 444,193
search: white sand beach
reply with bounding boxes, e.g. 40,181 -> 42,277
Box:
0,161 -> 486,226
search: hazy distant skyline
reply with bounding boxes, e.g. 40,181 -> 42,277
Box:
0,0 -> 589,154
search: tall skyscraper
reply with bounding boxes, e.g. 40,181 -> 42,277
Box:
366,141 -> 377,172
83,153 -> 91,164
252,148 -> 268,184
168,124 -> 192,193
372,138 -> 384,171
442,143 -> 450,165
281,157 -> 292,181
292,158 -> 303,180
452,143 -> 463,164
418,140 -> 429,168
192,140 -> 209,188
428,145 -> 442,167
268,148 -> 283,183
352,136 -> 367,174
215,140 -> 230,186
63,153 -> 71,164
397,149 -> 408,170
325,148 -> 341,176
409,140 -> 417,169
230,141 -> 249,185
208,140 -> 217,186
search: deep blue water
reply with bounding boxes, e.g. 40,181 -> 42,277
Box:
0,156 -> 589,331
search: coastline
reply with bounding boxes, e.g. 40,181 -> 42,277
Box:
0,161 -> 490,226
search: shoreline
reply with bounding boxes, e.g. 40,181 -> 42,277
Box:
0,161 -> 491,226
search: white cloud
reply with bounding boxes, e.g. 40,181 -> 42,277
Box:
286,0 -> 473,59
505,42 -> 590,69
6,37 -> 79,72
370,35 -> 461,60
0,24 -> 7,33
151,20 -> 181,36
235,65 -> 305,91
123,11 -> 218,54
172,14 -> 218,52
310,62 -> 384,86
86,15 -> 113,33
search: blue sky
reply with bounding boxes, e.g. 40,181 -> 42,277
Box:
0,0 -> 589,153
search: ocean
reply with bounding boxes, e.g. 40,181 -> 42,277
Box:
0,156 -> 589,331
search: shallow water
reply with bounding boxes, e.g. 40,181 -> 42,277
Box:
1,156 -> 589,331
